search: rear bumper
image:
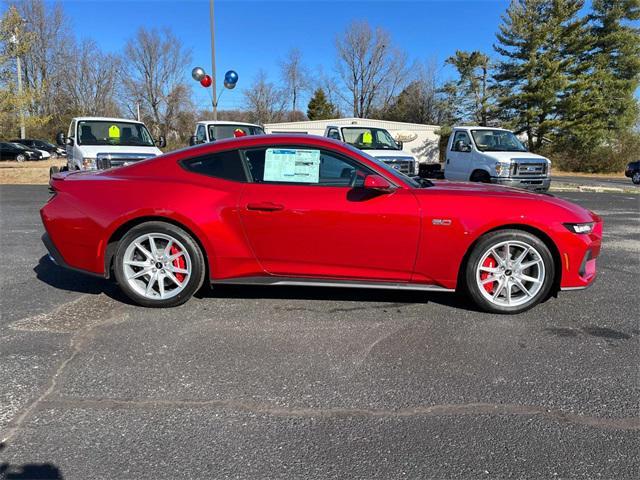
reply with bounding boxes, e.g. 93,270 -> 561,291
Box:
41,233 -> 104,278
492,177 -> 551,192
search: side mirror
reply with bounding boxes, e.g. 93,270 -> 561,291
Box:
157,135 -> 166,148
364,174 -> 394,192
396,140 -> 403,149
189,135 -> 197,146
56,132 -> 66,146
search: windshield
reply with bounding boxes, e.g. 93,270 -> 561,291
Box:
471,129 -> 527,152
339,143 -> 425,188
77,121 -> 155,147
340,127 -> 400,151
209,124 -> 265,140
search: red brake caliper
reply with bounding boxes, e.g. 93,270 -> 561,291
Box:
481,256 -> 496,294
170,245 -> 186,282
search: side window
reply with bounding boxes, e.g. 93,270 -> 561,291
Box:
196,125 -> 206,143
451,131 -> 471,151
327,128 -> 340,140
243,147 -> 371,187
182,150 -> 247,182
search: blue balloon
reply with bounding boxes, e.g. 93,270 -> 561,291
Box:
224,70 -> 238,85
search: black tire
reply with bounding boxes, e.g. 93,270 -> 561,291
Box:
464,229 -> 555,314
470,170 -> 490,183
49,166 -> 59,178
113,221 -> 206,308
16,154 -> 26,163
632,172 -> 640,185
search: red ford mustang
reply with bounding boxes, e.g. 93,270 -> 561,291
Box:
40,135 -> 602,313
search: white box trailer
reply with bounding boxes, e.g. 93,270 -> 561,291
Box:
264,118 -> 441,164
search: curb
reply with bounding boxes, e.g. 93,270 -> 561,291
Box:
550,184 -> 639,194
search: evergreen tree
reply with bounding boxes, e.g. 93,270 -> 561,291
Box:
444,50 -> 494,126
494,0 -> 584,150
307,88 -> 336,120
571,0 -> 640,145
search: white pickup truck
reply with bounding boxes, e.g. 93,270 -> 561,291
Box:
324,124 -> 418,176
55,117 -> 164,173
444,126 -> 551,192
189,121 -> 265,145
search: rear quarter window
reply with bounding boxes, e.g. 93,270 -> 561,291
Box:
182,150 -> 247,182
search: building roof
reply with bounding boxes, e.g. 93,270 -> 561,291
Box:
265,117 -> 439,131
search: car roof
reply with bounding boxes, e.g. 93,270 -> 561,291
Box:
196,121 -> 262,128
454,126 -> 511,131
73,117 -> 144,124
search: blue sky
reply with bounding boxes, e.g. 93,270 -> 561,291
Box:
37,1 -> 512,111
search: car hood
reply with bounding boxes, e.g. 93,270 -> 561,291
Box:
480,151 -> 550,163
425,180 -> 595,221
76,145 -> 163,157
364,149 -> 416,160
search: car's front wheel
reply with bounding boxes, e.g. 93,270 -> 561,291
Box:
113,222 -> 206,307
16,154 -> 26,162
632,172 -> 640,185
464,230 -> 555,314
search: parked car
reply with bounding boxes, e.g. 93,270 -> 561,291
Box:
41,135 -> 602,313
324,123 -> 419,176
189,121 -> 265,146
55,117 -> 165,175
11,138 -> 65,158
624,161 -> 640,185
0,142 -> 43,161
444,126 -> 551,192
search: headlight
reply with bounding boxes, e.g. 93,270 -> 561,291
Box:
564,222 -> 594,234
495,161 -> 512,176
82,157 -> 96,169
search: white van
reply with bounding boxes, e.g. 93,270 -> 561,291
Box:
444,126 -> 551,192
55,117 -> 164,172
324,124 -> 418,176
189,121 -> 265,145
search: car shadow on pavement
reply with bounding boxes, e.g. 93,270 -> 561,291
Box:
197,284 -> 482,312
34,255 -> 482,312
0,443 -> 64,480
33,255 -> 132,305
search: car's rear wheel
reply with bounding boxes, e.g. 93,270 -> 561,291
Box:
464,230 -> 555,314
632,172 -> 640,185
114,222 -> 206,307
16,154 -> 26,163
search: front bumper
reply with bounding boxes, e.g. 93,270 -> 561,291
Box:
492,177 -> 551,192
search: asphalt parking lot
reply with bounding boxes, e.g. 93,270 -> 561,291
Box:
0,185 -> 638,479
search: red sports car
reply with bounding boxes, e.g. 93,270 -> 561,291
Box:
41,135 -> 602,313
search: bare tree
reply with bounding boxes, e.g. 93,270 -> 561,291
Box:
62,38 -> 120,116
121,27 -> 193,136
335,21 -> 408,118
243,70 -> 286,124
280,48 -> 308,114
12,0 -> 69,118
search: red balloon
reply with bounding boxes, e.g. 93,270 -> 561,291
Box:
200,75 -> 212,88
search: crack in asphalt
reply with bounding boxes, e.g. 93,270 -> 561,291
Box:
35,398 -> 640,431
1,294 -> 128,446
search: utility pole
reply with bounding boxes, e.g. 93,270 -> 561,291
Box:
209,0 -> 217,120
11,33 -> 26,138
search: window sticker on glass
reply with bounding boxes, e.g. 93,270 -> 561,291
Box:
264,148 -> 320,183
108,125 -> 120,139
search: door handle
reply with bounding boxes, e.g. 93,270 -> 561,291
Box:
446,159 -> 450,164
246,202 -> 284,212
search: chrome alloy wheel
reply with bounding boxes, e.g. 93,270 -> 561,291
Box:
476,240 -> 545,308
122,233 -> 192,300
